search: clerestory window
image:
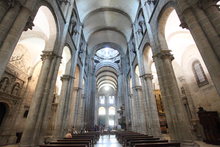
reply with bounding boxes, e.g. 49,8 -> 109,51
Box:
192,60 -> 209,87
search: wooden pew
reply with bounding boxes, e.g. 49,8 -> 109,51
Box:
62,135 -> 96,144
39,144 -> 87,147
123,138 -> 160,146
120,135 -> 154,144
127,140 -> 168,147
50,140 -> 91,147
115,131 -> 180,147
134,142 -> 180,147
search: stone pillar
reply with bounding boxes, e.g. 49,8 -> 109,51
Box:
66,87 -> 78,130
19,51 -> 60,147
0,2 -> 34,79
73,87 -> 83,129
132,86 -> 147,134
199,0 -> 220,36
142,73 -> 161,137
37,53 -> 62,144
129,93 -> 136,131
177,0 -> 220,96
54,75 -> 73,138
153,50 -> 193,141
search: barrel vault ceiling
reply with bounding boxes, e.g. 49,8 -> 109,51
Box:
75,0 -> 139,54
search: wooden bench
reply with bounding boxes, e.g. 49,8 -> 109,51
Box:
50,140 -> 91,147
62,136 -> 96,144
127,140 -> 168,147
123,138 -> 160,146
120,135 -> 154,144
39,144 -> 87,147
134,142 -> 180,147
58,139 -> 92,143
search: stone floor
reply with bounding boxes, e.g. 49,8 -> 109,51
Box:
95,135 -> 122,147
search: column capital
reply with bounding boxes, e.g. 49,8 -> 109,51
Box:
41,51 -> 62,61
180,21 -> 189,29
153,50 -> 174,61
133,85 -> 142,91
24,16 -> 34,31
73,87 -> 82,91
61,75 -> 74,81
141,73 -> 153,80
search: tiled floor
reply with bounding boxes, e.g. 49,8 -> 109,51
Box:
95,135 -> 122,147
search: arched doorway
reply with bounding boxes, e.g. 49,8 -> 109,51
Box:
0,102 -> 8,127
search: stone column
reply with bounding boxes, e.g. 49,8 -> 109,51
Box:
38,53 -> 62,143
73,87 -> 83,129
54,75 -> 73,138
199,0 -> 220,36
141,73 -> 161,137
132,86 -> 147,134
176,0 -> 220,95
0,2 -> 34,79
153,50 -> 193,141
117,73 -> 123,108
19,51 -> 59,147
66,87 -> 78,129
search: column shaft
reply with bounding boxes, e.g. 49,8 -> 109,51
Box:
142,74 -> 161,137
20,51 -> 55,147
54,75 -> 72,137
153,50 -> 193,141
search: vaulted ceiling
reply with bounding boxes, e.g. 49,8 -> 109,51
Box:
75,0 -> 139,54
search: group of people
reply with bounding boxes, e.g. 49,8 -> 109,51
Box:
64,126 -> 89,138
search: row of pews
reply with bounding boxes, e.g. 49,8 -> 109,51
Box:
116,131 -> 180,147
39,132 -> 100,147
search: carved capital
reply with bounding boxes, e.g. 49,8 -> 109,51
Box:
61,75 -> 74,81
73,87 -> 81,91
41,51 -> 61,61
141,73 -> 153,80
180,22 -> 189,29
24,16 -> 34,31
133,85 -> 142,91
153,50 -> 174,61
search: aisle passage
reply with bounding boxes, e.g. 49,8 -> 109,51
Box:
95,135 -> 122,147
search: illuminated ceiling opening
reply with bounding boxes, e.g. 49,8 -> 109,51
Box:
94,47 -> 120,64
96,47 -> 119,59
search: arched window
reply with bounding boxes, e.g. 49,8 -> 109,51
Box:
109,107 -> 115,115
100,96 -> 105,104
98,107 -> 106,115
192,61 -> 209,87
109,96 -> 114,104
